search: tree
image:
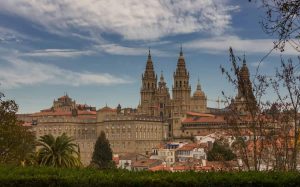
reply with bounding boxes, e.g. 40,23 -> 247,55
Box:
36,133 -> 82,168
207,139 -> 236,161
91,131 -> 113,169
221,48 -> 277,171
0,92 -> 35,165
270,57 -> 300,170
251,0 -> 300,52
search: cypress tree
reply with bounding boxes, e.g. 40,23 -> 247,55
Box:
91,131 -> 113,168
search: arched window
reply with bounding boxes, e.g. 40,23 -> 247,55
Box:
148,82 -> 150,88
180,81 -> 182,87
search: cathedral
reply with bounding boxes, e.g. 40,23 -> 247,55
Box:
18,47 -> 257,164
137,48 -> 208,138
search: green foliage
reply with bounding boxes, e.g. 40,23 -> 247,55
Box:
207,140 -> 236,161
91,131 -> 113,169
0,92 -> 35,165
1,166 -> 300,186
36,133 -> 82,168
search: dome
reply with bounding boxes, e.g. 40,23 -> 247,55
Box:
193,80 -> 205,98
193,89 -> 205,98
98,105 -> 116,112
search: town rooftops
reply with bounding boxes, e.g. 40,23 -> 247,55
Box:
132,159 -> 161,168
176,143 -> 199,151
149,165 -> 171,171
30,110 -> 96,117
186,112 -> 215,117
182,115 -> 225,124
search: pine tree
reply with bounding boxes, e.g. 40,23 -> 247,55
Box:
91,131 -> 113,169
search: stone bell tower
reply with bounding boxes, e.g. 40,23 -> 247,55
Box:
139,49 -> 157,115
172,46 -> 191,114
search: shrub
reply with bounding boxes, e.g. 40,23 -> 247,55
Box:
1,166 -> 300,186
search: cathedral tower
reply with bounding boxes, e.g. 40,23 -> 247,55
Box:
139,49 -> 157,115
233,56 -> 256,114
172,47 -> 191,113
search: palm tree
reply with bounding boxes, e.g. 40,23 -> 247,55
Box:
36,133 -> 82,168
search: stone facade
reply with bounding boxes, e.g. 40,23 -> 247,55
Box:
138,48 -> 207,138
30,117 -> 98,166
96,106 -> 169,155
19,94 -> 169,165
18,94 -> 98,166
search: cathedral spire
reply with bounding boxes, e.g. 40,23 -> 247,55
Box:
160,70 -> 164,82
240,54 -> 249,80
177,44 -> 185,64
197,78 -> 201,91
180,43 -> 183,56
175,44 -> 188,75
243,52 -> 246,66
144,48 -> 155,78
148,47 -> 151,60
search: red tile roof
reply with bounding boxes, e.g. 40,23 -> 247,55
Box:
149,165 -> 171,171
186,112 -> 215,117
132,159 -> 159,167
30,110 -> 96,117
21,122 -> 32,127
172,165 -> 190,171
177,143 -> 199,151
113,156 -> 120,165
182,116 -> 225,124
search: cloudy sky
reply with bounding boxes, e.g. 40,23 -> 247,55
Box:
0,0 -> 298,113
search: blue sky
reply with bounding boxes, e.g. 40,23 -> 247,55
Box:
0,0 -> 298,113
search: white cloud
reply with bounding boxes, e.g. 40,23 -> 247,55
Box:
0,26 -> 26,43
0,57 -> 132,89
0,0 -> 238,40
250,61 -> 266,68
20,44 -> 170,58
184,35 -> 300,55
23,49 -> 95,57
96,44 -> 169,56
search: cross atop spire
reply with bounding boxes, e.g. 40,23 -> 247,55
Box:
180,43 -> 183,56
148,47 -> 151,59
